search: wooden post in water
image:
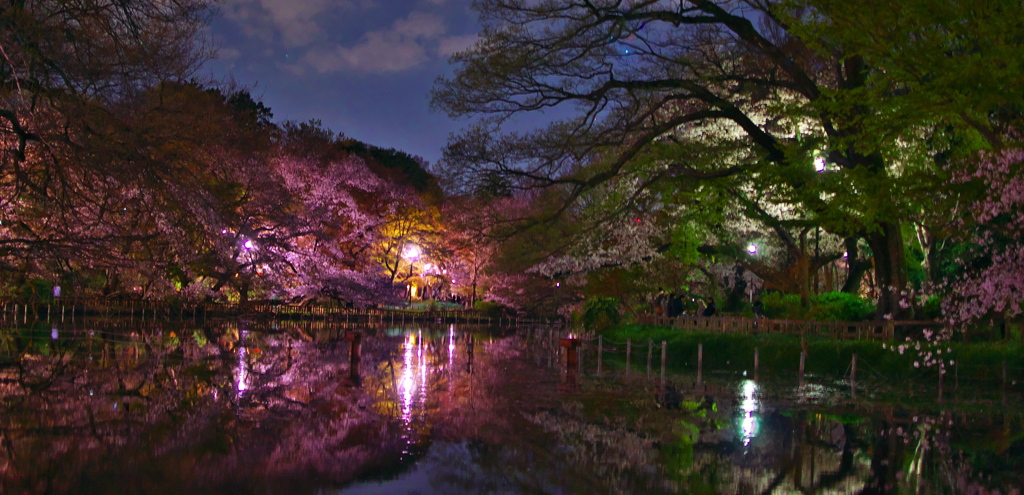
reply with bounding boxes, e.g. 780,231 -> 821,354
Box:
851,354 -> 857,399
345,331 -> 362,383
559,337 -> 581,387
660,341 -> 667,385
647,340 -> 653,378
799,349 -> 806,384
578,339 -> 583,374
697,343 -> 703,386
597,335 -> 603,376
626,339 -> 631,376
754,347 -> 759,379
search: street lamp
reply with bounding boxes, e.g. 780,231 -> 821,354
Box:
747,243 -> 758,255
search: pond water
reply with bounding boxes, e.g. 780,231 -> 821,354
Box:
0,319 -> 1021,494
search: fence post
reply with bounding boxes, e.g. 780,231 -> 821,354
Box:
626,339 -> 631,376
597,335 -> 603,376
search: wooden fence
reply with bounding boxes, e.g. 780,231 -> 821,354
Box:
637,314 -> 943,341
0,298 -> 551,327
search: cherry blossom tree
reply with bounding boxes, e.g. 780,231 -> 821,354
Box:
943,148 -> 1024,327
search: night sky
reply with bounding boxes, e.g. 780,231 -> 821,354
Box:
204,0 -> 482,165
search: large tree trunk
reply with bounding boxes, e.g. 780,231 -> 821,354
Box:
866,222 -> 910,319
239,279 -> 250,307
841,237 -> 871,294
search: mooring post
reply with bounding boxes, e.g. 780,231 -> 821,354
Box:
559,335 -> 580,386
578,339 -> 584,373
345,331 -> 362,382
799,349 -> 806,384
697,343 -> 703,386
660,341 -> 667,385
626,339 -> 632,376
597,335 -> 603,376
851,354 -> 858,398
647,339 -> 653,378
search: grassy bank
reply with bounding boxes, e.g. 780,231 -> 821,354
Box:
600,323 -> 1024,385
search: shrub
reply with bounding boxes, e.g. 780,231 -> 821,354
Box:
919,295 -> 942,320
761,292 -> 804,319
809,292 -> 875,321
578,297 -> 621,332
474,300 -> 507,317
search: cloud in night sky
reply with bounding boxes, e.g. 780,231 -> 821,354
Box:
219,0 -> 474,74
302,11 -> 447,74
207,0 -> 481,163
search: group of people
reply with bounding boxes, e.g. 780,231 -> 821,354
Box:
654,289 -> 767,319
653,290 -> 717,318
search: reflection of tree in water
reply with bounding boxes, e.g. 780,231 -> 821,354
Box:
0,321 -> 448,493
2,321 -> 1023,494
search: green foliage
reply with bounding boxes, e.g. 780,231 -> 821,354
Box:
757,291 -> 874,321
920,296 -> 943,320
761,293 -> 805,319
473,300 -> 507,317
808,292 -> 875,321
578,297 -> 621,332
19,278 -> 54,301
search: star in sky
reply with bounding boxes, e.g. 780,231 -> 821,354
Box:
205,0 -> 480,164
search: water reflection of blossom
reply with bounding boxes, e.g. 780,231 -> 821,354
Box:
739,380 -> 760,448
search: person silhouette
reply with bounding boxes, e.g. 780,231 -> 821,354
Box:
702,297 -> 717,317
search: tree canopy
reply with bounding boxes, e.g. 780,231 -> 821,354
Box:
433,0 -> 1024,319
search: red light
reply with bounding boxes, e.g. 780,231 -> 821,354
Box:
635,218 -> 641,223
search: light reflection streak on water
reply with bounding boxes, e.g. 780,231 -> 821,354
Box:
448,325 -> 455,370
236,330 -> 249,395
739,379 -> 760,448
400,333 -> 416,424
419,331 -> 428,416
